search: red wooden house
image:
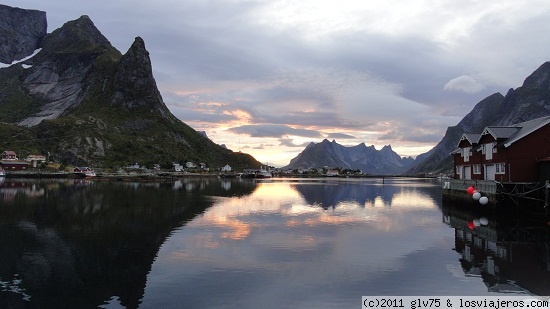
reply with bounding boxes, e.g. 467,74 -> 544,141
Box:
452,115 -> 550,182
0,150 -> 29,171
1,150 -> 18,160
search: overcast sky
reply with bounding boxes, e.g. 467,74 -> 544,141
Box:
5,0 -> 550,166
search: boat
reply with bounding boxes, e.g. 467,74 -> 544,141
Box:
0,168 -> 5,177
73,167 -> 96,177
256,167 -> 272,178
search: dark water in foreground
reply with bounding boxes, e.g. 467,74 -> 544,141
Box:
0,177 -> 549,308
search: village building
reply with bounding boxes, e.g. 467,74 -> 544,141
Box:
326,169 -> 340,177
221,164 -> 232,172
1,150 -> 18,160
452,115 -> 550,183
25,154 -> 47,167
0,150 -> 29,171
173,163 -> 184,172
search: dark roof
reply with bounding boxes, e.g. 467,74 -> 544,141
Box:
459,115 -> 550,149
483,127 -> 520,139
457,133 -> 481,147
503,115 -> 550,147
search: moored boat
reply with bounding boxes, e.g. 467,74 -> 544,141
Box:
73,167 -> 96,177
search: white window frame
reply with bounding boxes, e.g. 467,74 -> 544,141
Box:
473,164 -> 481,174
463,147 -> 470,162
484,143 -> 493,160
495,163 -> 505,174
456,165 -> 462,177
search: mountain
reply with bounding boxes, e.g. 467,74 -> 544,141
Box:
284,139 -> 415,175
0,7 -> 260,169
0,4 -> 47,64
407,61 -> 550,175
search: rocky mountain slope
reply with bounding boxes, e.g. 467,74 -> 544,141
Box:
0,7 -> 260,169
407,61 -> 550,175
284,139 -> 415,175
0,4 -> 47,64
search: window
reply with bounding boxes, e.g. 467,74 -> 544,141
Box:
495,163 -> 505,174
463,147 -> 470,162
473,164 -> 481,174
484,143 -> 493,160
456,165 -> 462,176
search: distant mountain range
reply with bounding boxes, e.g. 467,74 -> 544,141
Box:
284,139 -> 415,175
0,5 -> 260,169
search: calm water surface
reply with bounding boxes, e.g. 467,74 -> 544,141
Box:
0,177 -> 549,308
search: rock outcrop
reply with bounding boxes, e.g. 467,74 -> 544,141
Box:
0,5 -> 47,64
18,15 -> 117,127
112,37 -> 173,119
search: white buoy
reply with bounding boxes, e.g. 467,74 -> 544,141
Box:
473,219 -> 481,227
472,191 -> 481,200
479,217 -> 489,225
479,196 -> 489,205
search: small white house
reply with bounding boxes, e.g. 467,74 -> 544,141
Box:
174,164 -> 184,172
221,164 -> 232,172
186,162 -> 197,168
25,154 -> 47,167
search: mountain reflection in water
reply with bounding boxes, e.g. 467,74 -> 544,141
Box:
0,177 -> 549,308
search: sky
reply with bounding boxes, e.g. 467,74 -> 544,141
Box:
4,0 -> 550,167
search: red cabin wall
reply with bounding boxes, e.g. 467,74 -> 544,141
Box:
504,125 -> 550,182
453,123 -> 550,182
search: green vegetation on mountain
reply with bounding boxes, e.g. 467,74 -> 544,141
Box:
0,11 -> 260,170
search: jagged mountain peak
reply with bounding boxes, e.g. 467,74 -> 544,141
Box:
112,36 -> 172,117
522,61 -> 550,90
56,14 -> 110,45
285,139 -> 415,175
39,15 -> 112,57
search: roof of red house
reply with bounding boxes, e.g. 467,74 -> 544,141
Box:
483,126 -> 520,140
455,115 -> 550,152
457,133 -> 482,147
503,115 -> 550,147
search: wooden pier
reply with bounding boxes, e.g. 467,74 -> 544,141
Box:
442,178 -> 550,208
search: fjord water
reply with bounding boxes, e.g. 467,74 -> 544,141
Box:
0,178 -> 549,308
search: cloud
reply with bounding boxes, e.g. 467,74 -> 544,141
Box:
326,133 -> 356,139
444,75 -> 486,93
278,138 -> 313,148
227,124 -> 322,138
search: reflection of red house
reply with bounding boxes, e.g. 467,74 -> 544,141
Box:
452,116 -> 550,182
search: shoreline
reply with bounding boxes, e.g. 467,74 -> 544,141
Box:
2,170 -> 437,182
